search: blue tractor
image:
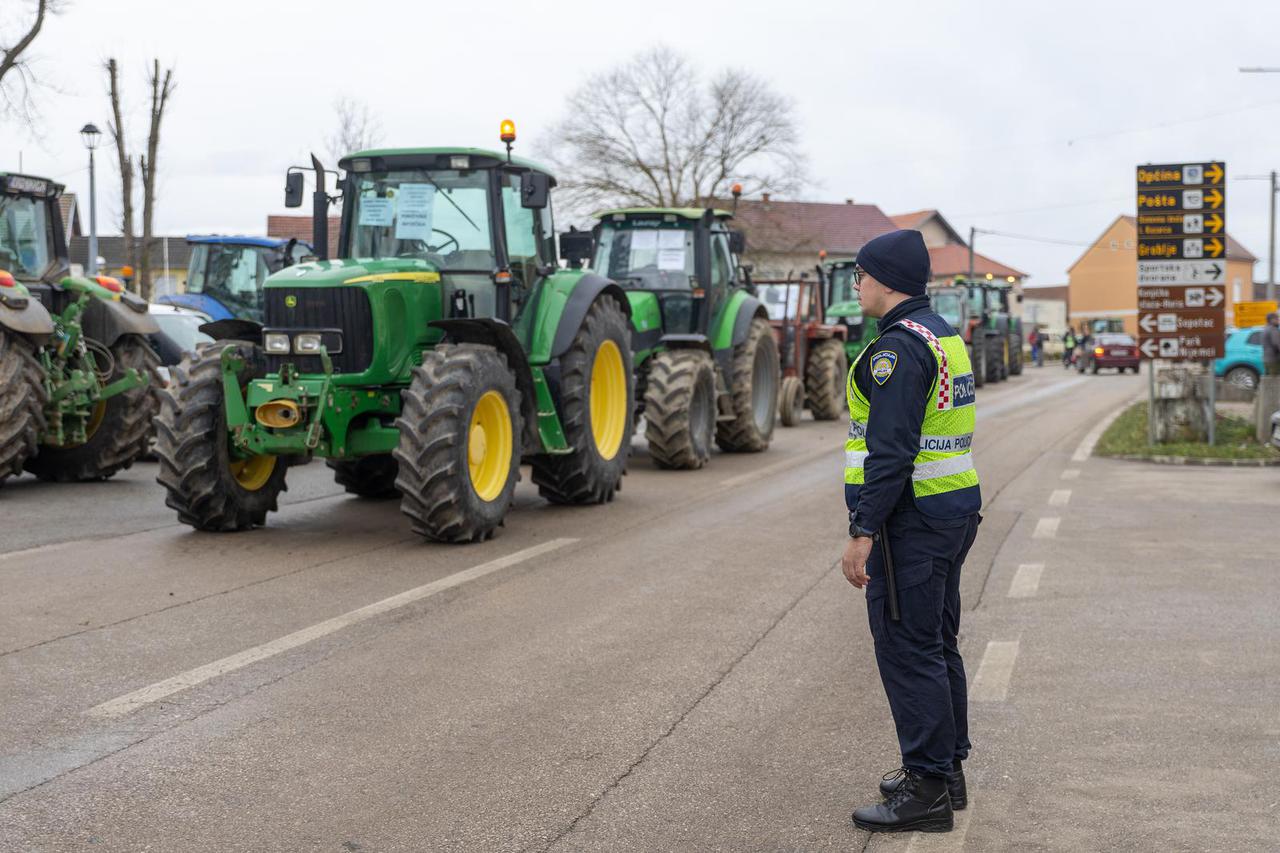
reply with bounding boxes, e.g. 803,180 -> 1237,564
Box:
157,235 -> 312,323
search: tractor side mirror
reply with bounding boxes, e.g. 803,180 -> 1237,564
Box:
728,230 -> 746,254
521,172 -> 550,209
559,229 -> 593,268
284,172 -> 304,208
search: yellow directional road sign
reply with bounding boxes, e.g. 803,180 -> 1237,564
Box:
1234,300 -> 1278,328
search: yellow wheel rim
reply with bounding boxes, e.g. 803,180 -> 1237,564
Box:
468,390 -> 513,502
83,400 -> 107,441
589,339 -> 626,461
229,454 -> 277,491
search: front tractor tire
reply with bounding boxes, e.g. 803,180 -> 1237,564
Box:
804,338 -> 848,421
716,316 -> 780,453
0,328 -> 47,487
779,375 -> 804,428
26,334 -> 161,482
531,297 -> 634,504
327,455 -> 399,499
394,344 -> 522,543
155,341 -> 288,531
644,349 -> 717,469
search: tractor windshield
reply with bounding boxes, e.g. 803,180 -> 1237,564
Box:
593,223 -> 695,290
933,291 -> 964,328
186,243 -> 279,321
828,265 -> 857,305
348,169 -> 494,271
0,193 -> 54,280
986,287 -> 1005,312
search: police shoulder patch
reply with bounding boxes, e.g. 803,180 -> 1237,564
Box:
870,350 -> 898,385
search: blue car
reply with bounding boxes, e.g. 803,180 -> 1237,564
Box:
1214,326 -> 1266,390
156,235 -> 312,323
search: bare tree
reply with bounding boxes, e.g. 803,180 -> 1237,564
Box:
326,96 -> 383,163
0,0 -> 63,128
105,58 -> 136,286
138,60 -> 175,301
540,46 -> 805,216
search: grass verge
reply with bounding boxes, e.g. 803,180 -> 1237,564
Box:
1095,402 -> 1280,461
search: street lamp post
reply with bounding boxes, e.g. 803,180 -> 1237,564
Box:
79,123 -> 102,276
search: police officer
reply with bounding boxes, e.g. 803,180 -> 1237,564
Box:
839,230 -> 982,835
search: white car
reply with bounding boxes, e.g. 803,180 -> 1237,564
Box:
147,303 -> 214,384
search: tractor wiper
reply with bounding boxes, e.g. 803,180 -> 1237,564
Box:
421,174 -> 481,233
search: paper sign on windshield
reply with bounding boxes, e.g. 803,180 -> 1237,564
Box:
359,197 -> 393,227
395,184 -> 436,240
657,230 -> 686,271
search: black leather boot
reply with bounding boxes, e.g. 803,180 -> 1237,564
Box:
880,761 -> 967,810
853,770 -> 953,833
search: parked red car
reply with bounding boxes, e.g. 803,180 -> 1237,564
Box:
1078,333 -> 1140,374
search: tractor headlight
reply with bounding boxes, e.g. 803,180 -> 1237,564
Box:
293,333 -> 323,354
265,333 -> 291,354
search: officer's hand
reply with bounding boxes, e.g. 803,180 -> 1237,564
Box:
842,536 -> 872,588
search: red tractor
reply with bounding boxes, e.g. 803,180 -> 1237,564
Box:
756,271 -> 848,426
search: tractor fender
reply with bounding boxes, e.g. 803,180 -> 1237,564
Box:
716,292 -> 767,351
81,293 -> 160,346
201,318 -> 264,344
546,271 -> 631,360
0,292 -> 55,345
430,318 -> 540,452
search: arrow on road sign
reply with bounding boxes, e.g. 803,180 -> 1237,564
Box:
1140,339 -> 1158,358
1207,262 -> 1223,278
1206,213 -> 1224,234
1204,237 -> 1224,258
1140,314 -> 1156,333
1206,288 -> 1223,307
1204,189 -> 1224,209
1205,163 -> 1224,184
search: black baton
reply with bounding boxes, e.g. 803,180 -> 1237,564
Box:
878,527 -> 901,622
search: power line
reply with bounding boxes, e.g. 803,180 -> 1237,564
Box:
973,228 -> 1093,248
956,195 -> 1130,218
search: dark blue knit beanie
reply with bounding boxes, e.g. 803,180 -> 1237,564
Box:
855,230 -> 931,297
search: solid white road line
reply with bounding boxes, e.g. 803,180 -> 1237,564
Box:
1032,517 -> 1060,539
1007,563 -> 1044,598
87,538 -> 578,719
1060,468 -> 1080,480
1048,489 -> 1072,507
1070,396 -> 1136,461
970,640 -> 1019,702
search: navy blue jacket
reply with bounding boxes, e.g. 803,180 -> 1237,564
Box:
846,295 -> 979,531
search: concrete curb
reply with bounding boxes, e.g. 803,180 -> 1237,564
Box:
1104,453 -> 1280,467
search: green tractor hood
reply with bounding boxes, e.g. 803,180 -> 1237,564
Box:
264,256 -> 442,289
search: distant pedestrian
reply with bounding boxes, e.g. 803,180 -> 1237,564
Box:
1063,329 -> 1077,369
1264,312 -> 1280,377
1028,328 -> 1043,367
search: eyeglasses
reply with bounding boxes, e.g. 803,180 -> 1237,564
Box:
852,266 -> 866,286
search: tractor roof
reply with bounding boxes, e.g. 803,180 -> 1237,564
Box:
596,207 -> 733,221
187,235 -> 303,249
341,147 -> 552,174
0,172 -> 64,198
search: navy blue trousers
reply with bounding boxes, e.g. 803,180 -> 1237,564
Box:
865,509 -> 980,777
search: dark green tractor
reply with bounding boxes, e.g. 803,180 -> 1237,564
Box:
156,127 -> 635,543
820,258 -> 878,363
565,207 -> 779,470
979,281 -> 1023,380
0,172 -> 160,487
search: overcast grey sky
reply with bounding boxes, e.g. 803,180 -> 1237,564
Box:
4,0 -> 1279,285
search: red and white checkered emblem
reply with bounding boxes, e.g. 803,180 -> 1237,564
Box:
896,319 -> 951,410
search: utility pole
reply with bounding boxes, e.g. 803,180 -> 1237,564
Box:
1238,172 -> 1279,302
968,226 -> 975,281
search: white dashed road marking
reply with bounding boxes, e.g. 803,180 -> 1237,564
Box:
1033,517 -> 1060,539
1060,468 -> 1080,480
970,640 -> 1020,702
1007,563 -> 1044,598
1048,489 -> 1072,507
87,538 -> 578,719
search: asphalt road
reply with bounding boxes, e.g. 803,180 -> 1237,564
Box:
7,365 -> 1262,851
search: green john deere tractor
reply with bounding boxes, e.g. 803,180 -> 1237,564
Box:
155,131 -> 634,543
821,258 -> 877,363
564,207 -> 779,470
0,172 -> 160,487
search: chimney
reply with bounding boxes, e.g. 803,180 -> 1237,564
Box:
845,198 -> 855,205
762,192 -> 771,204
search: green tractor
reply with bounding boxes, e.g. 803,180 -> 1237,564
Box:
564,207 -> 779,470
820,258 -> 877,363
155,129 -> 635,543
0,172 -> 160,487
979,280 -> 1023,380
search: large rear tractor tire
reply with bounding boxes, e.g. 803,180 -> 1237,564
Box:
394,344 -> 522,543
155,341 -> 288,531
804,338 -> 848,420
0,328 -> 47,487
1009,332 -> 1024,376
531,297 -> 634,504
644,349 -> 716,468
985,335 -> 1003,384
970,341 -> 985,389
716,316 -> 780,453
327,455 -> 399,499
27,334 -> 161,482
779,375 -> 804,427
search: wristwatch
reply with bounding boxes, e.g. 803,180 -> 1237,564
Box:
849,522 -> 878,541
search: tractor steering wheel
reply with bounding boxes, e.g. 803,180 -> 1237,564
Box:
397,229 -> 460,259
427,229 -> 459,255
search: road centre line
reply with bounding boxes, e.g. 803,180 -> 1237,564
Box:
1048,489 -> 1072,507
1033,517 -> 1060,539
970,640 -> 1020,702
1061,468 -> 1080,480
86,538 -> 577,719
1007,563 -> 1044,598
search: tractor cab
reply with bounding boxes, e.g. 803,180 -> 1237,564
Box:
820,259 -> 873,361
158,236 -> 311,323
0,173 -> 68,288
